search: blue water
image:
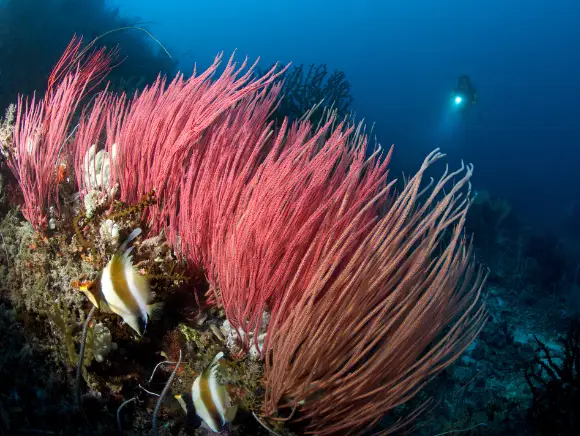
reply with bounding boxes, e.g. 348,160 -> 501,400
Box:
108,0 -> 580,233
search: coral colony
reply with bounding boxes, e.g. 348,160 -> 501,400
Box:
0,36 -> 486,435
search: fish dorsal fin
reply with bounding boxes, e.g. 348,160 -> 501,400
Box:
210,352 -> 224,367
117,228 -> 142,255
200,352 -> 224,394
123,245 -> 135,261
207,352 -> 229,417
196,352 -> 225,401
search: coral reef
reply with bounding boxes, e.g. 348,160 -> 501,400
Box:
5,37 -> 578,435
0,36 -> 491,436
0,190 -> 270,434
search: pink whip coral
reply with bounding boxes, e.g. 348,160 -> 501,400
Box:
4,36 -> 114,230
175,85 -> 282,282
262,150 -> 487,435
10,36 -> 487,434
210,117 -> 393,356
72,53 -> 284,234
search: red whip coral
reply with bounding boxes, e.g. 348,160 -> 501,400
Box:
262,150 -> 487,435
72,53 -> 284,232
4,36 -> 114,230
211,117 -> 393,356
7,36 -> 487,435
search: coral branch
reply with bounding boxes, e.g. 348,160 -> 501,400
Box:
4,36 -> 115,230
72,52 -> 287,242
211,117 -> 391,356
262,150 -> 488,435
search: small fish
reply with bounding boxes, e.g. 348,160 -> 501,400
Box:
175,352 -> 238,432
80,228 -> 162,335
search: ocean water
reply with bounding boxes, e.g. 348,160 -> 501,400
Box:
0,1 -> 579,435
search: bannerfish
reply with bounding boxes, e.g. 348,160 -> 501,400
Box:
175,352 -> 238,432
79,228 -> 162,336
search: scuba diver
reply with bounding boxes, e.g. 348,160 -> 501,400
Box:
439,74 -> 481,145
451,74 -> 477,115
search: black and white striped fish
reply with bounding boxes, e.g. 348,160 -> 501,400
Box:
80,228 -> 162,335
175,352 -> 238,432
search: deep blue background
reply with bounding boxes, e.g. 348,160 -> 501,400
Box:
108,0 -> 580,232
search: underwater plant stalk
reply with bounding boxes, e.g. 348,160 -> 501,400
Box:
75,305 -> 96,417
117,397 -> 137,435
152,349 -> 182,436
253,412 -> 284,436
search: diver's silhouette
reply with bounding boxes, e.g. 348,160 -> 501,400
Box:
451,74 -> 477,114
